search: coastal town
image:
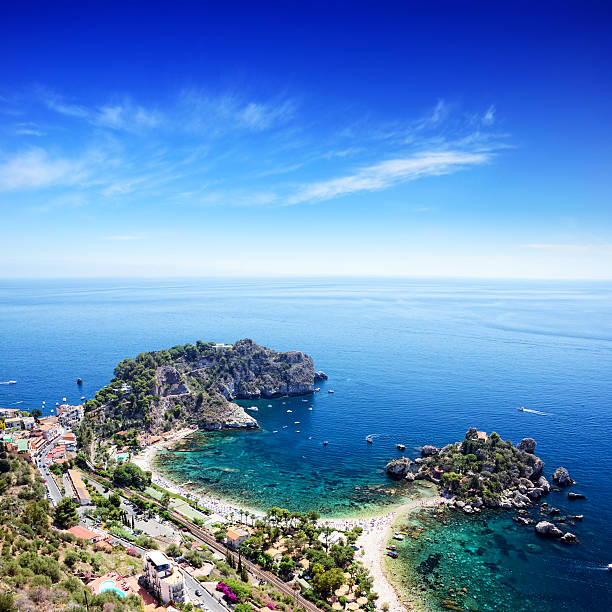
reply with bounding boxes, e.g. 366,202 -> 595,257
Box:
0,397 -> 408,612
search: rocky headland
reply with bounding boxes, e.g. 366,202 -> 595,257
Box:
385,427 -> 584,543
80,339 -> 325,438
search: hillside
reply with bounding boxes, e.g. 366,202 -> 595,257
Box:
78,339 -> 325,443
0,447 -> 144,611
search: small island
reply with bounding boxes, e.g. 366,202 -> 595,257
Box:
79,338 -> 326,444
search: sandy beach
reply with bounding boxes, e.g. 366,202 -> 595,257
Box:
132,429 -> 444,612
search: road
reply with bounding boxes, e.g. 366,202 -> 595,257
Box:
82,474 -> 227,612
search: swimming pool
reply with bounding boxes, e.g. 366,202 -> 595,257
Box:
100,580 -> 126,598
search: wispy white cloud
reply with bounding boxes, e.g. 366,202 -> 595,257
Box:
287,151 -> 490,205
177,90 -> 295,134
0,148 -> 90,190
482,105 -> 496,126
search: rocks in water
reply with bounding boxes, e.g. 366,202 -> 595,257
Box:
421,444 -> 439,457
560,532 -> 579,544
536,476 -> 552,493
527,487 -> 545,500
567,492 -> 586,500
385,457 -> 413,480
534,521 -> 563,539
549,507 -> 561,517
516,437 -> 537,453
514,516 -> 533,526
552,467 -> 574,486
568,514 -> 584,521
314,370 -> 328,381
512,493 -> 532,509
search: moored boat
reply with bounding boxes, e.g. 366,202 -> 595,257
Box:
397,443 -> 406,451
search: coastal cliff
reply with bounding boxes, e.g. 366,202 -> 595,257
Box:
79,338 -> 324,439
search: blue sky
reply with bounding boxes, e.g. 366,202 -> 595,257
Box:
1,1 -> 611,278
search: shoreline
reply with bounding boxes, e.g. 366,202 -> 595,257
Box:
132,428 -> 444,612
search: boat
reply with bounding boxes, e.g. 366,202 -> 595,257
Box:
607,563 -> 612,571
294,421 -> 300,424
287,409 -> 292,413
397,444 -> 406,451
393,533 -> 404,540
309,407 -> 313,410
282,425 -> 288,428
0,380 -> 17,385
77,378 -> 83,385
273,430 -> 278,433
315,388 -> 320,392
80,396 -> 85,400
328,390 -> 334,393
323,441 -> 329,446
246,406 -> 259,411
387,551 -> 398,558
308,436 -> 312,440
302,399 -> 308,402
518,406 -> 525,411
62,397 -> 66,402
366,437 -> 373,444
267,404 -> 272,408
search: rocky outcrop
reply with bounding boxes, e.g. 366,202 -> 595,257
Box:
385,457 -> 413,480
314,371 -> 328,381
156,365 -> 189,396
421,445 -> 439,457
195,339 -> 319,399
535,521 -> 563,538
516,438 -> 537,454
552,467 -> 574,486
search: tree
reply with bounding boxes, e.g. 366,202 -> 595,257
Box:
166,543 -> 181,558
313,567 -> 345,596
109,492 -> 121,508
31,409 -> 42,420
54,497 -> 79,529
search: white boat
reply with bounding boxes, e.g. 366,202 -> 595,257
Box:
286,409 -> 292,413
246,406 -> 259,411
0,380 -> 17,385
608,563 -> 612,571
328,389 -> 334,394
62,397 -> 66,402
267,404 -> 273,408
294,421 -> 300,424
309,407 -> 313,410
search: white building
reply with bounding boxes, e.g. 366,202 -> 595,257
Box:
143,550 -> 186,605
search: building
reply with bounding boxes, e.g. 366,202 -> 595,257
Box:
67,469 -> 91,505
225,527 -> 250,549
38,422 -> 61,441
65,525 -> 102,542
143,550 -> 186,604
21,417 -> 35,430
476,431 -> 489,442
3,417 -> 22,429
57,404 -> 83,428
0,408 -> 20,418
60,432 -> 77,452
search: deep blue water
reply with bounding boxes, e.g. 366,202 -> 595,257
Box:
1,278 -> 611,610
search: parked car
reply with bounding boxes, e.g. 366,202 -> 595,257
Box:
195,589 -> 202,596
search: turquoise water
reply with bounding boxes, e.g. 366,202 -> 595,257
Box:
100,580 -> 126,598
1,278 -> 611,609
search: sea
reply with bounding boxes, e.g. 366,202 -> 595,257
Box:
0,277 -> 611,610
